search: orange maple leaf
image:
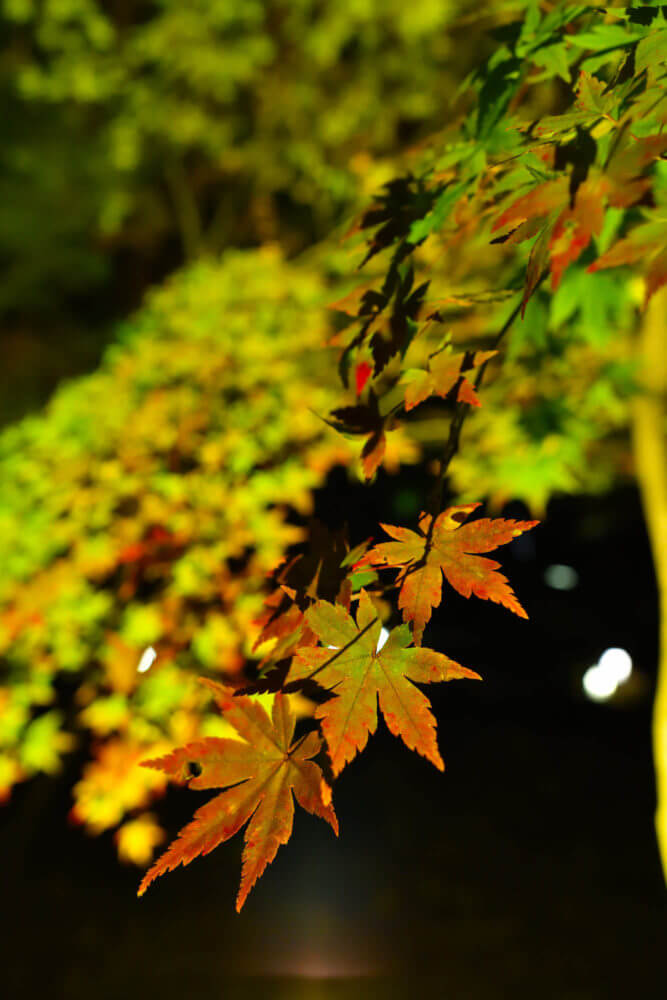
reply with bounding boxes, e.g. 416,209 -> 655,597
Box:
137,680 -> 338,911
491,176 -> 607,314
287,590 -> 480,777
355,504 -> 539,644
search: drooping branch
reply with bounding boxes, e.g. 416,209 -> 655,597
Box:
427,266 -> 550,517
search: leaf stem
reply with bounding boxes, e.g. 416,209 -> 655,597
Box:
286,616 -> 379,689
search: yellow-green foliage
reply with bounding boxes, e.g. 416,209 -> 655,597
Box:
0,0 -> 482,311
0,2 -> 651,872
447,280 -> 642,515
0,245 -> 388,851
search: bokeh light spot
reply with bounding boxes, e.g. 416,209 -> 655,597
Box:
137,646 -> 157,673
544,564 -> 579,590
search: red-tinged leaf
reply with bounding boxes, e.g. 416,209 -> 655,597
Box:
587,219 -> 667,309
253,525 -> 362,665
604,133 -> 667,209
547,178 -> 607,291
491,178 -> 569,236
356,505 -> 539,643
137,683 -> 337,911
491,215 -> 545,247
588,222 -> 665,272
355,361 -> 373,396
608,177 -> 653,210
116,527 -> 185,567
493,134 -> 667,303
327,392 -> 388,481
492,171 -> 615,306
117,542 -> 147,565
287,590 -> 480,777
253,600 -> 304,651
644,247 -> 667,307
141,736 -> 266,789
147,525 -> 172,543
402,349 -> 497,412
607,133 -> 667,191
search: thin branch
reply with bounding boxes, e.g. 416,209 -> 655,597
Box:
427,266 -> 550,518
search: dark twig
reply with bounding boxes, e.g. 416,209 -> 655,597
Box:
426,266 -> 550,521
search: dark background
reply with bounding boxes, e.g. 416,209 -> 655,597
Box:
4,473 -> 666,999
1,4 -> 665,996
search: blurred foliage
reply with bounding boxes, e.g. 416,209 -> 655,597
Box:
0,243 -> 416,843
0,0 -> 487,320
1,0 -> 661,875
331,0 -> 667,512
445,266 -> 642,514
337,192 -> 643,514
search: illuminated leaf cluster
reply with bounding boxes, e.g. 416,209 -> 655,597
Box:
0,247 -> 408,840
2,3 -> 665,910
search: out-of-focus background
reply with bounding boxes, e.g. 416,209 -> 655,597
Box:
1,2 -> 665,997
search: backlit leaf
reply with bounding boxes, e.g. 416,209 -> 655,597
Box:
356,506 -> 539,643
138,682 -> 337,911
287,590 -> 480,777
402,349 -> 497,411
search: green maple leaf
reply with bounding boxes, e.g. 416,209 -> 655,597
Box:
287,590 -> 480,777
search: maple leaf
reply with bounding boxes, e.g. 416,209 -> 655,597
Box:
587,216 -> 667,309
491,175 -> 607,315
325,390 -> 387,479
490,131 -> 667,316
253,522 -> 362,670
137,681 -> 338,911
402,348 -> 497,412
355,504 -> 539,644
287,590 -> 479,777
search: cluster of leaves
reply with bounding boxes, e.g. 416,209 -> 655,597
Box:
2,2 -> 665,909
329,1 -> 665,509
0,0 -> 486,318
135,3 -> 667,909
0,243 -> 420,863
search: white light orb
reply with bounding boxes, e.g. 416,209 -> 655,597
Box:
582,664 -> 618,701
137,646 -> 157,673
598,647 -> 632,684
